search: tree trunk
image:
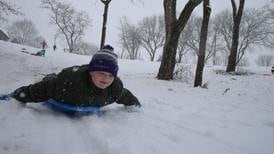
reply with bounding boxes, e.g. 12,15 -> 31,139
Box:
100,0 -> 111,49
157,0 -> 202,80
157,31 -> 180,80
226,0 -> 245,72
194,0 -> 211,87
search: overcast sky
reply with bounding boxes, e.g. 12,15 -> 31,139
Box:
5,0 -> 273,52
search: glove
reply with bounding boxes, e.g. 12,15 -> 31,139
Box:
124,101 -> 142,113
12,86 -> 29,103
125,105 -> 140,113
134,101 -> 142,108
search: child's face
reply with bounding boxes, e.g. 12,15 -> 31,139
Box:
90,71 -> 115,89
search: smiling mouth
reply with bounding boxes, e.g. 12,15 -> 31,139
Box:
99,81 -> 108,85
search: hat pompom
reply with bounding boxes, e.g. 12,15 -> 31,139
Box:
102,44 -> 114,51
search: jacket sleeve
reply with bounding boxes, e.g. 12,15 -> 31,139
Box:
116,88 -> 141,107
12,75 -> 57,103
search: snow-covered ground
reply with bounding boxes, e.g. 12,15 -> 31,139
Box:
0,40 -> 274,154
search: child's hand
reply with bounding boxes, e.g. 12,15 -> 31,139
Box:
134,101 -> 142,108
125,104 -> 141,113
12,87 -> 28,103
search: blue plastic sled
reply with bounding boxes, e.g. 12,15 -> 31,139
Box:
0,93 -> 13,101
1,95 -> 100,116
45,99 -> 101,116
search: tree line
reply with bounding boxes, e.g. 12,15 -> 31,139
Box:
0,0 -> 98,55
117,0 -> 273,87
119,2 -> 273,63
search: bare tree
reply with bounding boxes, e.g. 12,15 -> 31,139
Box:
7,19 -> 39,45
74,41 -> 98,55
216,7 -> 274,66
182,14 -> 222,65
157,0 -> 202,80
184,16 -> 202,58
194,0 -> 211,87
235,8 -> 274,64
29,36 -> 46,48
177,32 -> 191,63
226,0 -> 245,72
92,0 -> 142,49
210,15 -> 223,65
41,0 -> 91,53
118,17 -> 141,59
256,54 -> 273,66
215,10 -> 233,65
178,15 -> 208,64
138,15 -> 165,61
99,0 -> 111,49
176,15 -> 196,63
0,0 -> 22,22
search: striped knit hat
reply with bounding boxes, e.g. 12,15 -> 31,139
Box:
88,45 -> 119,76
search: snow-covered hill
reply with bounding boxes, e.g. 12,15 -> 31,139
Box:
0,40 -> 274,154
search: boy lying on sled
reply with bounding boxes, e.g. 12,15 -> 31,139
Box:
10,45 -> 141,115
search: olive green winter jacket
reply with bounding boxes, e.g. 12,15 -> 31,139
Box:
13,65 -> 140,107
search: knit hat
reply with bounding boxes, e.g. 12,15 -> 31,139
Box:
88,45 -> 119,76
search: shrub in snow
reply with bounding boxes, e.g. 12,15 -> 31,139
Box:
173,64 -> 194,83
214,68 -> 255,76
238,57 -> 250,67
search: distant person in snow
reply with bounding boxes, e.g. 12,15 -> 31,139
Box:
41,40 -> 48,49
11,45 -> 141,114
32,50 -> 45,57
53,44 -> 57,51
32,40 -> 48,57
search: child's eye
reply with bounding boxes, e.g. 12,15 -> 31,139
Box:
107,74 -> 114,78
99,72 -> 105,75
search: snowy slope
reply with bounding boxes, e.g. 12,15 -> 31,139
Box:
0,40 -> 274,154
